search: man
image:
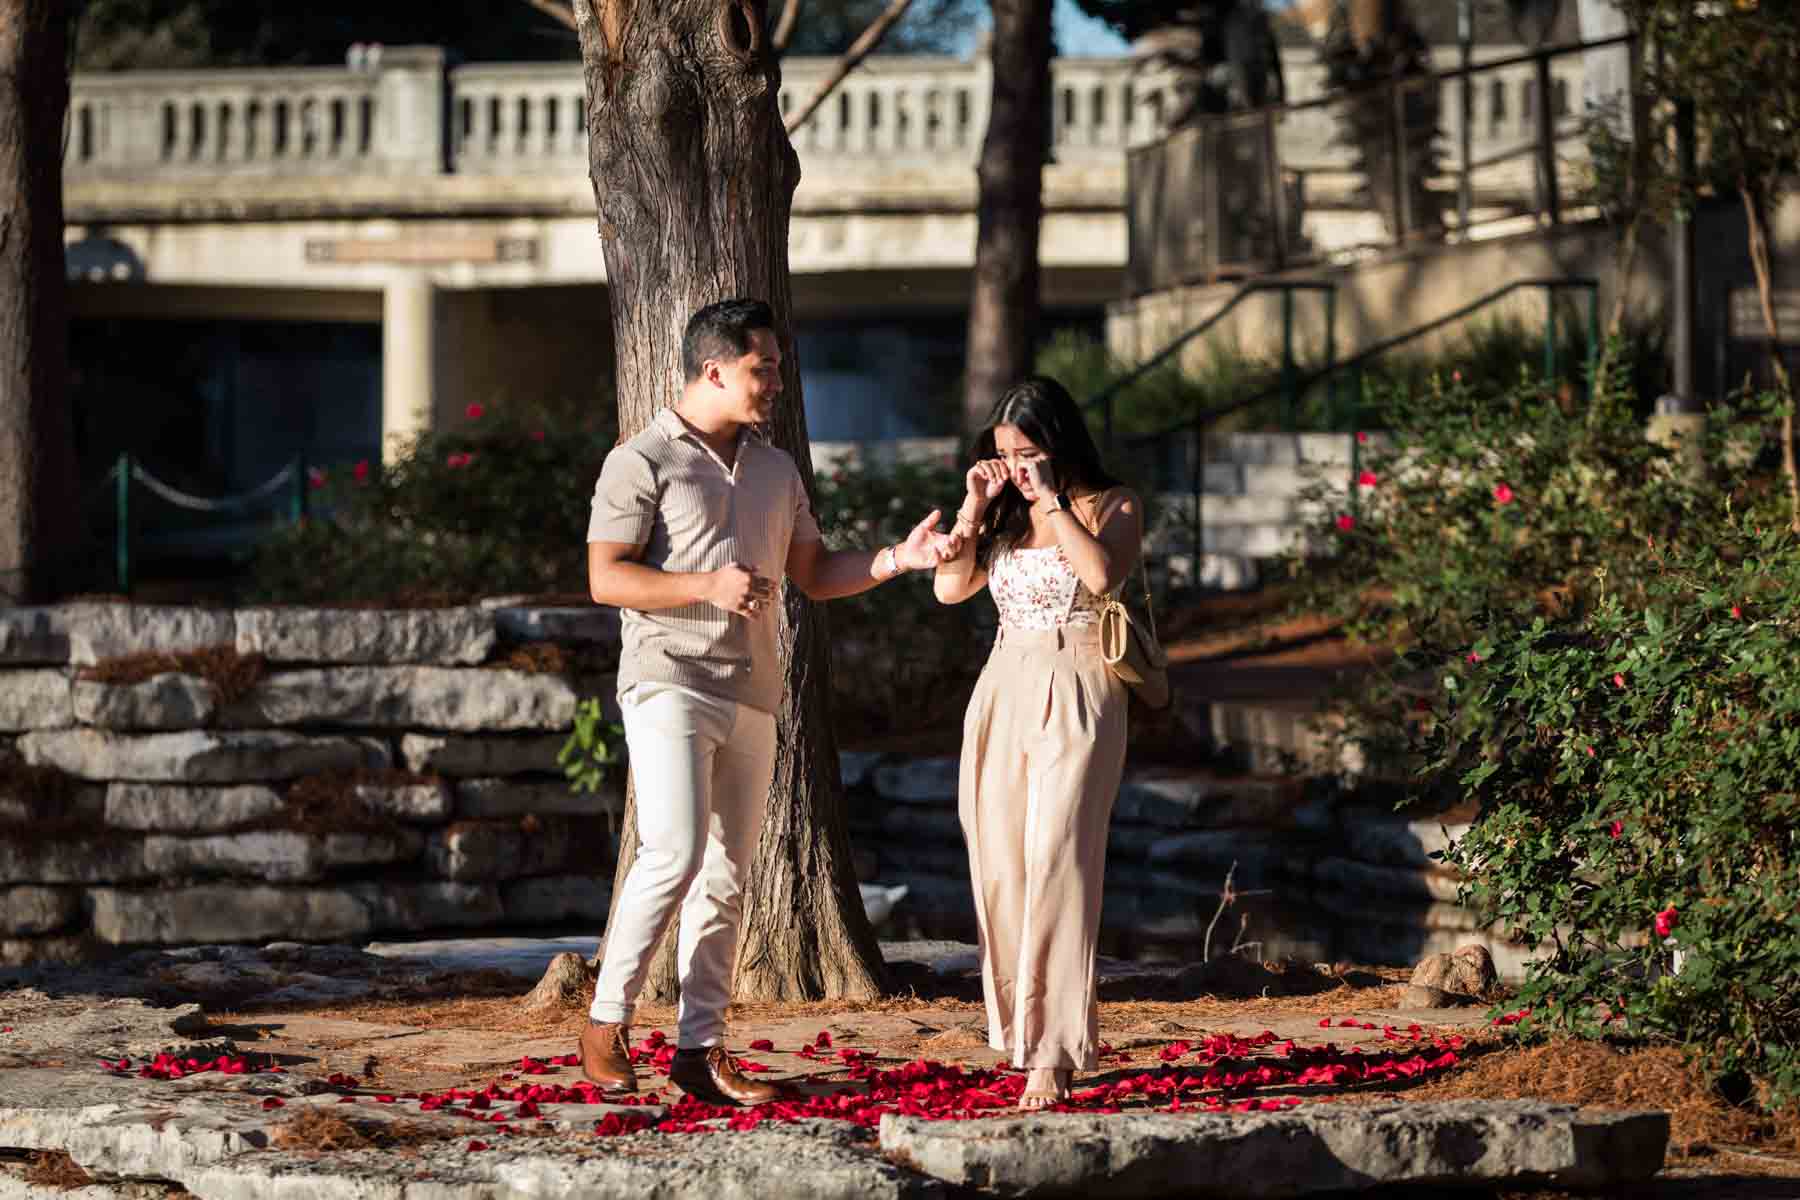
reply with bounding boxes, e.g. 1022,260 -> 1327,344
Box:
578,298 -> 955,1106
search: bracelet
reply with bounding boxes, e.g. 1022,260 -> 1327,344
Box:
952,514 -> 980,538
879,544 -> 901,578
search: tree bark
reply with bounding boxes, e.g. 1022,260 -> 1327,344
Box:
572,0 -> 884,1003
0,0 -> 79,605
961,0 -> 1051,434
1741,183 -> 1800,534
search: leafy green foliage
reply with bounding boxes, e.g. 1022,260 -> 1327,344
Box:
1430,523 -> 1800,1107
247,404 -> 609,605
560,698 -> 625,798
813,454 -> 986,742
1287,353 -> 1800,1104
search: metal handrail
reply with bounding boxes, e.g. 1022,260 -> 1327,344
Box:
1107,277 -> 1602,594
1088,279 -> 1338,449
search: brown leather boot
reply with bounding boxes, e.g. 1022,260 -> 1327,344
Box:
669,1045 -> 780,1106
578,1020 -> 637,1093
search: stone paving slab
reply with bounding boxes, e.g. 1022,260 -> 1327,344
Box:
880,1102 -> 1669,1196
174,1121 -> 935,1200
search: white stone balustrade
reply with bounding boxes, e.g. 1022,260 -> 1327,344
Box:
66,51 -> 1168,181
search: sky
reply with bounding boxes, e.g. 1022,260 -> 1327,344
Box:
982,0 -> 1299,59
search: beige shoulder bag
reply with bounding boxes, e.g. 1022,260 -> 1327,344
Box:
1082,491 -> 1172,709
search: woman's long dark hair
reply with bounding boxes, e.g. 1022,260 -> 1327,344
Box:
972,375 -> 1122,568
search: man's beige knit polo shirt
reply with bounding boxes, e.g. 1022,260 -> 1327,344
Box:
587,407 -> 820,715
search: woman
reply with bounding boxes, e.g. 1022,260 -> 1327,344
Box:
934,375 -> 1142,1109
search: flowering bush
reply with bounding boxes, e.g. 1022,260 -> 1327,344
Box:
1286,355 -> 1800,1105
249,404 -> 610,604
1428,521 -> 1800,1107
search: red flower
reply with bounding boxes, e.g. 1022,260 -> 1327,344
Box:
1335,514 -> 1356,532
1356,431 -> 1369,445
1613,673 -> 1626,689
1357,470 -> 1379,488
466,403 -> 486,420
307,467 -> 328,490
1452,370 -> 1463,384
466,1140 -> 489,1152
749,1039 -> 774,1052
1585,745 -> 1596,758
1466,652 -> 1482,664
261,1097 -> 285,1110
446,452 -> 474,469
352,459 -> 371,484
530,430 -> 546,442
1492,483 -> 1515,505
1731,605 -> 1743,619
1654,905 -> 1679,938
1609,820 -> 1623,839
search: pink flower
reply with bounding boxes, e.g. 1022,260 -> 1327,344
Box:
307,467 -> 327,490
446,452 -> 474,469
1609,820 -> 1623,839
465,403 -> 486,421
1654,905 -> 1678,938
1357,470 -> 1379,488
352,459 -> 370,484
529,430 -> 545,442
1492,483 -> 1515,505
1613,673 -> 1626,689
1335,514 -> 1356,532
1356,431 -> 1369,445
1452,370 -> 1463,384
1585,745 -> 1596,758
1466,652 -> 1482,664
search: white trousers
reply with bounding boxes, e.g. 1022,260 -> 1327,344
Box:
588,681 -> 776,1047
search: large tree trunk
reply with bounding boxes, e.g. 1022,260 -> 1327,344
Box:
572,0 -> 883,1003
960,0 -> 1051,433
1742,184 -> 1800,534
0,1 -> 78,605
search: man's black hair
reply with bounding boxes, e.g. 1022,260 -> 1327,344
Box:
682,298 -> 777,382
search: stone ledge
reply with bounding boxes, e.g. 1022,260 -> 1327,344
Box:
879,1101 -> 1669,1196
0,609 -> 71,665
454,777 -> 619,819
236,607 -> 496,666
0,670 -> 72,731
65,606 -> 237,668
400,732 -> 569,777
142,830 -> 425,883
104,784 -> 286,832
20,730 -> 391,783
222,667 -> 576,732
73,674 -> 216,731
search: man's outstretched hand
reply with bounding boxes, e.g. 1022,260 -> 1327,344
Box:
894,509 -> 960,571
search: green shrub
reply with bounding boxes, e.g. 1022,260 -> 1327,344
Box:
1428,522 -> 1800,1107
812,455 -> 986,742
248,404 -> 611,604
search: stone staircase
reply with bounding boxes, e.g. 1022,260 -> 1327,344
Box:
1149,432 -> 1364,592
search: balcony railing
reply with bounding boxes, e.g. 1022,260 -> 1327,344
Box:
65,50 -> 1169,181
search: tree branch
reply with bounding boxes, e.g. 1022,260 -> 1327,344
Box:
772,0 -> 802,54
521,0 -> 578,32
782,0 -> 914,134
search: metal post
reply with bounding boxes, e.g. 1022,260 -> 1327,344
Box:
1389,77 -> 1410,244
114,452 -> 130,596
1324,287 -> 1340,429
1671,95 -> 1698,408
1458,0 -> 1475,235
1586,284 -> 1601,400
1263,108 -> 1288,267
1544,286 -> 1558,384
291,455 -> 306,524
1533,50 -> 1560,225
1281,286 -> 1297,427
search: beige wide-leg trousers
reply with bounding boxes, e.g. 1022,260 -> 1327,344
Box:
959,623 -> 1128,1070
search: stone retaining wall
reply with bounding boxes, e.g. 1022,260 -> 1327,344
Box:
0,602 -> 624,965
0,603 -> 1524,977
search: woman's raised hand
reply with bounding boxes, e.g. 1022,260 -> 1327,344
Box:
964,458 -> 1008,508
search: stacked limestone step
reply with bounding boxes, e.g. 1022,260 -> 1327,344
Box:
1149,431 -> 1368,592
0,602 -> 624,965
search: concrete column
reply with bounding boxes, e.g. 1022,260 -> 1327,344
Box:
374,45 -> 448,175
382,274 -> 437,463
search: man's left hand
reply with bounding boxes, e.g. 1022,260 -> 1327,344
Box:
895,509 -> 959,571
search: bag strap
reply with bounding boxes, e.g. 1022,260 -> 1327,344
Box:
1084,488 -> 1159,641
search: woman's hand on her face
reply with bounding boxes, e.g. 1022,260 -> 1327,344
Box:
1019,457 -> 1058,499
964,459 -> 1008,508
